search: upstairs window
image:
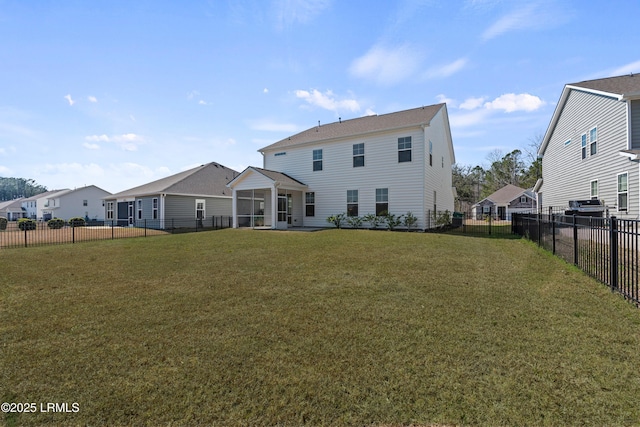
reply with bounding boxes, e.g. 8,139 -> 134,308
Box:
398,136 -> 412,163
429,140 -> 433,166
83,199 -> 88,207
347,190 -> 358,216
137,199 -> 143,220
313,149 -> 323,171
581,134 -> 587,159
590,127 -> 597,156
353,143 -> 364,167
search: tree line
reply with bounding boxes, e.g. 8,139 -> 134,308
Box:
453,136 -> 542,210
0,177 -> 48,201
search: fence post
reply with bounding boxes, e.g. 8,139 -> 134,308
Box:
72,222 -> 75,244
488,212 -> 492,235
144,219 -> 147,237
537,211 -> 541,246
610,216 -> 618,291
24,226 -> 28,248
551,213 -> 556,255
573,214 -> 578,265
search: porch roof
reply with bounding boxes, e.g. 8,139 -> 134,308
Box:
227,167 -> 307,190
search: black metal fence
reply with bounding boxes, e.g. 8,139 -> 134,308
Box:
438,210 -> 515,236
0,216 -> 232,249
513,212 -> 640,306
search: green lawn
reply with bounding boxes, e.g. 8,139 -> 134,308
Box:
1,229 -> 640,426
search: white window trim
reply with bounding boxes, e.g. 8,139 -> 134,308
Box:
589,126 -> 597,156
196,199 -> 206,219
590,179 -> 598,199
617,172 -> 628,212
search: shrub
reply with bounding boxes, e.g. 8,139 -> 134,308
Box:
326,213 -> 346,229
47,218 -> 65,229
18,218 -> 36,231
384,213 -> 404,231
68,217 -> 86,227
346,215 -> 363,229
363,213 -> 383,230
0,216 -> 7,231
403,212 -> 418,231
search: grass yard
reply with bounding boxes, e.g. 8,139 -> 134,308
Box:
1,229 -> 640,426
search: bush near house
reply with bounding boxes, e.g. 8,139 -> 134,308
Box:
326,213 -> 346,229
68,217 -> 86,227
47,218 -> 65,229
0,216 -> 7,231
17,218 -> 36,230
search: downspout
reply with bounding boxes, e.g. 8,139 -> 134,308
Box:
160,193 -> 166,229
422,124 -> 428,229
272,182 -> 279,230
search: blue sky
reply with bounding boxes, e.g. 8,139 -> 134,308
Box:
1,0 -> 639,194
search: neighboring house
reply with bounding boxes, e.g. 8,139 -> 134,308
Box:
537,73 -> 640,218
39,185 -> 112,221
0,198 -> 26,220
21,190 -> 69,220
228,104 -> 456,230
104,162 -> 238,227
472,184 -> 536,220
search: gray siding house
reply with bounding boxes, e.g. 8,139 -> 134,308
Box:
472,184 -> 536,220
228,104 -> 456,230
537,74 -> 640,219
104,162 -> 239,228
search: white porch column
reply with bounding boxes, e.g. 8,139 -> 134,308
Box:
271,184 -> 278,230
232,188 -> 238,228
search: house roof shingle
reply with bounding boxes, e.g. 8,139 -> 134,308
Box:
570,73 -> 640,98
475,184 -> 531,206
108,162 -> 239,199
260,104 -> 446,152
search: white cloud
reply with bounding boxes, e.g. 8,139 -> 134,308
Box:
263,88 -> 269,94
85,134 -> 110,142
295,89 -> 360,113
83,142 -> 100,150
460,97 -> 486,110
364,108 -> 377,116
436,94 -> 457,107
349,44 -> 423,85
64,94 -> 75,106
449,108 -> 492,128
84,133 -> 144,151
609,60 -> 640,76
484,93 -> 545,112
88,96 -> 98,103
198,100 -> 207,105
481,2 -> 569,41
424,58 -> 468,79
0,165 -> 12,175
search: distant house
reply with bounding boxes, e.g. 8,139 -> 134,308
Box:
36,185 -> 112,221
537,73 -> 640,218
21,190 -> 69,220
228,104 -> 456,230
103,162 -> 238,227
472,184 -> 536,220
0,198 -> 26,221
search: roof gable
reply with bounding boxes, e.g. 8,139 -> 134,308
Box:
476,184 -> 528,206
227,167 -> 307,190
540,74 -> 640,157
260,104 -> 446,152
109,162 -> 239,199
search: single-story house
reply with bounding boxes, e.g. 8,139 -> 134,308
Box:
472,184 -> 537,220
103,162 -> 239,228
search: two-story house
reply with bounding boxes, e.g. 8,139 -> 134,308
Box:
228,104 -> 456,230
40,185 -> 112,221
537,74 -> 640,218
21,189 -> 70,220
